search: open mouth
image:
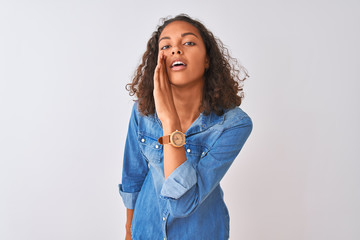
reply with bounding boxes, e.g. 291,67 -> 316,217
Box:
170,61 -> 187,68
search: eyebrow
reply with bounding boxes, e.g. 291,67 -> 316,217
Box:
159,32 -> 199,43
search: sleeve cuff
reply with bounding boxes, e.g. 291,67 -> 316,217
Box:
118,184 -> 140,209
160,161 -> 197,200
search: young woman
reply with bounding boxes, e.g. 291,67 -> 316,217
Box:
118,14 -> 253,240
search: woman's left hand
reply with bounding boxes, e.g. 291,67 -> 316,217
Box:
153,50 -> 181,130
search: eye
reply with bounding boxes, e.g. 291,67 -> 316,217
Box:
161,45 -> 170,50
184,42 -> 195,46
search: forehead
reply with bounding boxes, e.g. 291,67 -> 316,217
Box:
159,21 -> 202,39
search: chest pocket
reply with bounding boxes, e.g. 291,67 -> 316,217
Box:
138,132 -> 163,164
184,142 -> 209,166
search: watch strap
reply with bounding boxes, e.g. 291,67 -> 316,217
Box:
158,135 -> 170,145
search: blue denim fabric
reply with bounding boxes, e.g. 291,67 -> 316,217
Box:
119,102 -> 253,240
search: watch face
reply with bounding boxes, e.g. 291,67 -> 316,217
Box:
171,131 -> 185,147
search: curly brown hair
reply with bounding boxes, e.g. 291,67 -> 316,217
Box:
126,14 -> 249,116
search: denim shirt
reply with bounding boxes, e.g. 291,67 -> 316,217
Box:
118,102 -> 253,240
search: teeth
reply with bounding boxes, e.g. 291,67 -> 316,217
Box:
172,61 -> 185,67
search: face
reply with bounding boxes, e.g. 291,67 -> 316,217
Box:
158,21 -> 209,87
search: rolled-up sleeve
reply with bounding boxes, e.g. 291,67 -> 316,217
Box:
160,161 -> 197,199
118,103 -> 149,209
160,115 -> 253,218
118,184 -> 140,209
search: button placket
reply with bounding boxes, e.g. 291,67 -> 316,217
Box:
161,214 -> 168,240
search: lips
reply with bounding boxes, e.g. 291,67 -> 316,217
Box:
170,59 -> 187,70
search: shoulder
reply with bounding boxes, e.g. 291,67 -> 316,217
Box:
209,107 -> 253,148
130,101 -> 161,133
130,101 -> 156,122
201,106 -> 253,143
221,106 -> 253,131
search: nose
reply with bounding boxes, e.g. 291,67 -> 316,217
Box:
171,49 -> 182,55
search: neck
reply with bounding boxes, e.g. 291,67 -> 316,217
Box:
171,80 -> 204,133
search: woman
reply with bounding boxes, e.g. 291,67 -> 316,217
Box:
118,14 -> 253,240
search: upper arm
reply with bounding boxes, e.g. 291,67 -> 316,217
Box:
119,103 -> 149,209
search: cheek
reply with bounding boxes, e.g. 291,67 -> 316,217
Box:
192,54 -> 207,70
163,50 -> 172,58
188,62 -> 206,78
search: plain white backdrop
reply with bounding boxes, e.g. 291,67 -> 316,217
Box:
1,0 -> 359,239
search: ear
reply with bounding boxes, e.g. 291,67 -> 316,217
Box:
205,55 -> 210,69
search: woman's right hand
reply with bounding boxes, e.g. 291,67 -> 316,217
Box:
153,50 -> 181,130
125,231 -> 132,240
125,208 -> 134,240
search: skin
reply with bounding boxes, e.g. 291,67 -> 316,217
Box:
155,21 -> 209,134
125,208 -> 134,240
125,21 -> 209,239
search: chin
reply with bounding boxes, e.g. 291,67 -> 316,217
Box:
168,79 -> 190,87
168,74 -> 203,87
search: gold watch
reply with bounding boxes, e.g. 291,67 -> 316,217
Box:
158,130 -> 186,147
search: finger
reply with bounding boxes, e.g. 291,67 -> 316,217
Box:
162,53 -> 169,81
159,51 -> 166,86
154,51 -> 163,89
160,52 -> 169,88
154,66 -> 160,90
157,50 -> 163,66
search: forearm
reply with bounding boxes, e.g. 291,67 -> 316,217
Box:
126,208 -> 134,231
163,121 -> 187,180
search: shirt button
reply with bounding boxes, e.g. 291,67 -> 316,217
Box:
155,145 -> 159,149
187,149 -> 191,153
202,124 -> 206,128
141,138 -> 145,143
202,152 -> 205,155
163,217 -> 165,221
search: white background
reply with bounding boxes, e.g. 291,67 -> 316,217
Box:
1,0 -> 359,239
